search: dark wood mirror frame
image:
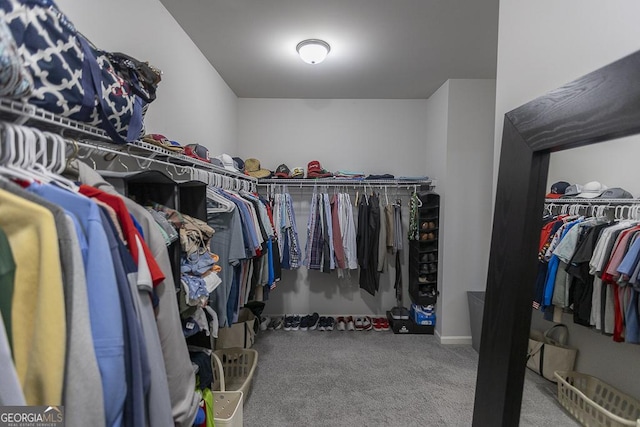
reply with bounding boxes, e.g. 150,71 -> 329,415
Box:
471,50 -> 640,426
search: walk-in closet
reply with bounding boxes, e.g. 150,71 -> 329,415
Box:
1,0 -> 639,426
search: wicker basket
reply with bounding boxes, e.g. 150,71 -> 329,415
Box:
211,347 -> 258,402
554,371 -> 640,427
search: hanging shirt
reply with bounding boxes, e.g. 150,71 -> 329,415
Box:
26,183 -> 124,420
341,193 -> 359,270
79,185 -> 166,286
99,208 -> 151,427
207,201 -> 245,327
6,178 -> 105,424
323,193 -> 335,271
330,194 -> 346,270
0,312 -> 24,406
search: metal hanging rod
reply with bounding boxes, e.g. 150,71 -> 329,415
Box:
257,178 -> 434,189
545,198 -> 640,205
0,98 -> 255,183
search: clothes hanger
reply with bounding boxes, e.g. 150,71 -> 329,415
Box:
25,128 -> 63,184
0,123 -> 38,182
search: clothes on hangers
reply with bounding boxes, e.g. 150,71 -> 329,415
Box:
204,187 -> 282,326
303,190 -> 359,275
535,205 -> 640,345
272,192 -> 302,269
76,160 -> 199,427
357,192 -> 381,296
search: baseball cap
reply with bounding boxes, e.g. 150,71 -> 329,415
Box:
307,160 -> 332,178
562,184 -> 583,198
214,154 -> 238,172
142,134 -> 184,153
233,157 -> 245,172
275,164 -> 291,178
291,167 -> 305,178
245,158 -> 272,179
575,181 -> 607,199
599,187 -> 634,199
184,144 -> 210,163
545,181 -> 570,199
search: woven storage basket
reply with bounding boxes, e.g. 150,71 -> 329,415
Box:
212,347 -> 258,402
555,371 -> 640,427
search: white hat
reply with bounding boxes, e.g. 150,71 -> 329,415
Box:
214,154 -> 238,172
576,181 -> 608,199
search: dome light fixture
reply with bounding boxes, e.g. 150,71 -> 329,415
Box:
296,39 -> 331,65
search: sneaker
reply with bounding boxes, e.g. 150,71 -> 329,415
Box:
380,318 -> 390,331
291,315 -> 301,331
318,316 -> 327,331
372,317 -> 383,331
361,317 -> 372,331
260,316 -> 270,331
308,312 -> 320,330
283,316 -> 293,331
346,316 -> 355,331
299,315 -> 311,331
354,317 -> 365,331
325,317 -> 335,331
336,316 -> 346,331
268,317 -> 283,330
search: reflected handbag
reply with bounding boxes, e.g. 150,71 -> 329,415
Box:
526,324 -> 577,382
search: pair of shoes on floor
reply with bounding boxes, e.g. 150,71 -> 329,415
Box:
300,312 -> 320,331
354,316 -> 373,331
372,317 -> 390,331
335,316 -> 356,331
267,316 -> 283,330
318,316 -> 335,331
284,315 -> 301,331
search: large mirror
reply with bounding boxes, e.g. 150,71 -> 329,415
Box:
472,50 -> 640,426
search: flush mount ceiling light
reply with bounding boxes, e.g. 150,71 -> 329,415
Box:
296,39 -> 331,64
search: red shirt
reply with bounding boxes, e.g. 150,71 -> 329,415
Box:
80,185 -> 165,286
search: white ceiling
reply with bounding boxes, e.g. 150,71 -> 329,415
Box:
159,0 -> 499,99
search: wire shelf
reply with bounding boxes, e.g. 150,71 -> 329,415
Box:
0,98 -> 256,183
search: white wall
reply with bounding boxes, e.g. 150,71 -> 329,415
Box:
238,99 -> 428,175
493,1 -> 640,197
426,80 -> 496,342
547,135 -> 640,197
495,0 -> 640,398
441,80 -> 495,340
56,0 -> 238,154
238,99 -> 428,315
424,82 -> 449,336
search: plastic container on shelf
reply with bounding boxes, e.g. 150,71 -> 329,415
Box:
554,371 -> 640,427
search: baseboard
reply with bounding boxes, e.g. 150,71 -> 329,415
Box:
436,331 -> 473,345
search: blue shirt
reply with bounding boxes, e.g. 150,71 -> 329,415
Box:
543,219 -> 582,307
617,233 -> 640,278
28,183 -> 125,427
